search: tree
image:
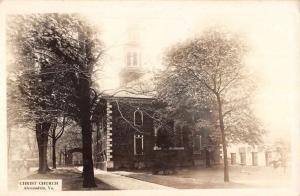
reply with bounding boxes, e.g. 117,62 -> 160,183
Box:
7,14 -> 103,187
157,69 -> 212,125
157,27 -> 264,182
48,115 -> 71,169
7,14 -> 81,173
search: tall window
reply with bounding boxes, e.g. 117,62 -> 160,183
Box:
153,127 -> 159,148
265,151 -> 272,166
134,134 -> 143,155
133,52 -> 138,66
174,127 -> 183,147
193,135 -> 202,154
252,152 -> 258,166
126,51 -> 139,67
240,152 -> 246,165
134,108 -> 143,126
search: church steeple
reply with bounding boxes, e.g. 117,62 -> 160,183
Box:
120,26 -> 144,85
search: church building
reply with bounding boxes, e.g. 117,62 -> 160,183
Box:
92,27 -> 220,170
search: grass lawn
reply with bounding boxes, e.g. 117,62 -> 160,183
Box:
112,165 -> 291,189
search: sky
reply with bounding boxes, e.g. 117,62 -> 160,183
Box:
1,0 -> 299,142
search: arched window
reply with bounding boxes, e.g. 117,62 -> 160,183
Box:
134,108 -> 143,126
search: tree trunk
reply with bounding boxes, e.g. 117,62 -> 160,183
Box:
216,94 -> 229,182
36,122 -> 51,174
95,122 -> 99,162
59,150 -> 62,166
205,148 -> 211,168
64,146 -> 67,166
52,139 -> 56,169
79,78 -> 97,188
51,123 -> 57,169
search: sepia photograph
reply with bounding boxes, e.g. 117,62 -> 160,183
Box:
0,0 -> 299,195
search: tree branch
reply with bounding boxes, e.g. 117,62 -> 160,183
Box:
115,100 -> 144,134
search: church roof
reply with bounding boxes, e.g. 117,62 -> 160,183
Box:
103,70 -> 157,100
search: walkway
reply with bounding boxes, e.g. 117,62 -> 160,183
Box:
77,167 -> 174,190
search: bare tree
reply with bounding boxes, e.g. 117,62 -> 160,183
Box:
158,27 -> 264,182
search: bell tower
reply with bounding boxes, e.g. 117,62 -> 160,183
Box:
120,26 -> 144,85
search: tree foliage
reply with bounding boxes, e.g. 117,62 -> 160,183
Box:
157,27 -> 265,181
7,13 -> 103,187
